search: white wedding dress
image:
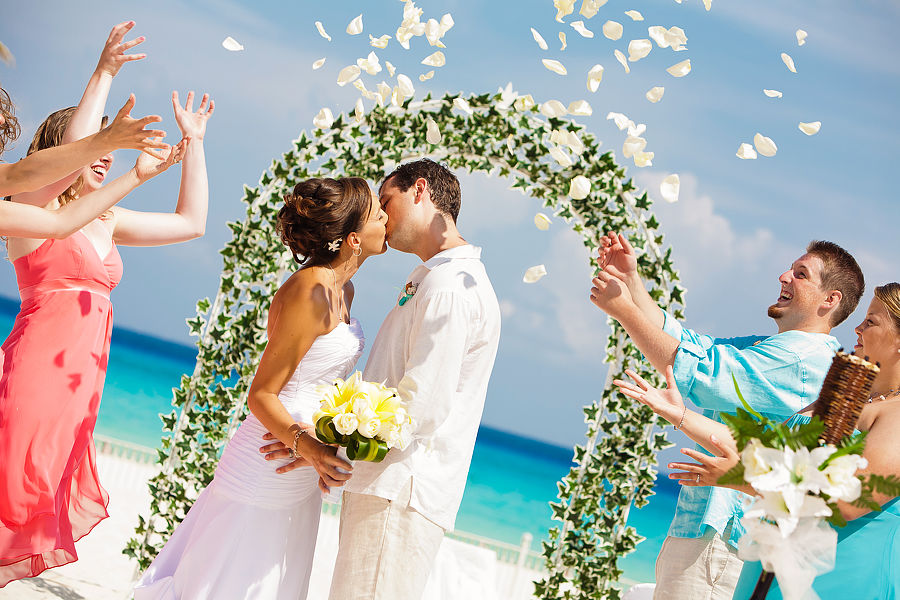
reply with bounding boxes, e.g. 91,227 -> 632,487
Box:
134,319 -> 365,600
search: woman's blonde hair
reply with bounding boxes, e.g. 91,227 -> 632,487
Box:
874,283 -> 900,332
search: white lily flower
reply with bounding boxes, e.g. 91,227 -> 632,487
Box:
602,20 -> 623,40
796,29 -> 808,46
821,454 -> 867,502
579,0 -> 607,19
222,36 -> 244,52
754,133 -> 777,157
763,89 -> 783,98
645,86 -> 665,103
628,39 -> 652,61
571,21 -> 594,38
666,59 -> 691,77
587,64 -> 604,92
453,97 -> 474,115
425,117 -> 442,144
523,265 -> 548,283
736,143 -> 757,159
745,490 -> 831,538
799,121 -> 821,136
313,107 -> 334,129
315,21 -> 332,42
569,175 -> 591,199
346,14 -> 364,36
312,58 -> 326,70
370,34 -> 390,49
540,100 -> 567,118
624,10 -> 644,21
542,59 -> 568,75
531,28 -> 548,50
614,49 -> 630,73
422,51 -> 446,67
534,213 -> 552,230
337,65 -> 361,86
660,174 -> 680,202
782,52 -> 797,73
419,71 -> 434,81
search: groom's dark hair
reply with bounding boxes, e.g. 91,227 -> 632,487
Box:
381,158 -> 461,222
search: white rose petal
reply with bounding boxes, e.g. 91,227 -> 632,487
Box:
386,61 -> 396,77
424,18 -> 445,47
425,117 -> 442,144
222,36 -> 244,52
614,49 -> 630,73
313,107 -> 334,129
514,94 -> 535,111
358,417 -> 380,439
370,34 -> 390,49
548,145 -> 573,166
628,39 -> 652,61
312,57 -> 326,70
440,13 -> 455,35
571,20 -> 594,38
396,74 -> 415,99
628,122 -> 646,137
633,150 -> 654,167
353,99 -> 365,124
796,29 -> 808,46
540,99 -> 567,118
622,135 -> 646,158
648,26 -> 669,48
523,265 -> 548,283
353,79 -> 377,101
703,0 -> 712,10
587,64 -> 604,92
624,10 -> 644,21
531,28 -> 549,50
346,14 -> 364,36
666,59 -> 691,77
645,86 -> 665,103
333,412 -> 359,436
419,70 -> 434,81
453,97 -> 474,115
357,51 -> 382,75
579,0 -> 608,19
607,111 -> 634,131
315,21 -> 332,42
390,86 -> 402,107
376,81 -> 392,106
534,213 -> 552,230
799,121 -> 821,136
736,142 -> 757,159
602,20 -> 623,40
660,174 -> 680,203
782,52 -> 797,73
422,51 -> 446,67
559,32 -> 567,51
543,59 -> 568,75
568,175 -> 591,199
754,132 -> 777,157
567,100 -> 592,116
337,65 -> 361,86
763,89 -> 783,98
666,26 -> 688,51
555,0 -> 576,22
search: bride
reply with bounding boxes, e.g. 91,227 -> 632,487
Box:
135,177 -> 388,599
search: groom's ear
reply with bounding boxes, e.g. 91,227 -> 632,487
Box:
413,177 -> 429,204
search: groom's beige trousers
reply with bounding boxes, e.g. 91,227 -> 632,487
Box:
328,478 -> 445,600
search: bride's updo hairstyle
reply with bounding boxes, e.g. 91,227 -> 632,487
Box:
277,177 -> 372,267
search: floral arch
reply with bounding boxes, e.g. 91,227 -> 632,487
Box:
126,89 -> 686,599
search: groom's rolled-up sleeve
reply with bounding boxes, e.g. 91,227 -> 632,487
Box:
396,290 -> 471,439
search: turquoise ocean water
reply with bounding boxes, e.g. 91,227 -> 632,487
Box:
0,297 -> 676,584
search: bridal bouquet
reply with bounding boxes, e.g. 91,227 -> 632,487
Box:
719,378 -> 899,599
312,372 -> 414,462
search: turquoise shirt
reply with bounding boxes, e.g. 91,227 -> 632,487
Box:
661,312 -> 840,547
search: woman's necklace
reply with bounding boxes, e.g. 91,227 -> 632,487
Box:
867,388 -> 900,403
326,263 -> 346,324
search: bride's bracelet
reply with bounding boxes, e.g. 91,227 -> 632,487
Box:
673,405 -> 687,431
289,427 -> 307,459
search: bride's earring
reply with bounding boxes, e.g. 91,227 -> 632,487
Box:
352,245 -> 362,257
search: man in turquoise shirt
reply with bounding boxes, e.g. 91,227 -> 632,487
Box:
589,238 -> 864,600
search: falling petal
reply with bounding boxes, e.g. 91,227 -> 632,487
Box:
315,21 -> 332,42
622,136 -> 647,158
0,42 -> 14,66
222,36 -> 244,52
440,13 -> 455,34
796,29 -> 807,46
736,143 -> 757,159
580,0 -> 608,19
357,51 -> 382,75
624,10 -> 644,21
660,174 -> 680,203
312,57 -> 326,70
534,213 -> 552,231
540,100 -> 568,118
798,121 -> 821,136
352,99 -> 365,125
666,26 -> 688,51
370,34 -> 390,49
523,265 -> 547,284
337,65 -> 361,86
569,175 -> 592,199
554,0 -> 576,22
531,28 -> 549,50
346,14 -> 364,36
424,18 -> 445,47
633,150 -> 654,167
648,26 -> 669,48
753,133 -> 777,157
386,61 -> 397,77
628,39 -> 652,61
628,122 -> 646,137
376,81 -> 392,106
354,79 -> 377,101
542,59 -> 568,75
571,21 -> 595,38
568,100 -> 592,116
703,0 -> 712,10
602,20 -> 623,40
666,59 -> 691,77
425,117 -> 442,144
313,107 -> 334,129
781,52 -> 797,73
614,49 -> 630,73
607,111 -> 634,131
396,74 -> 415,98
422,51 -> 446,67
559,32 -> 567,50
587,64 -> 604,92
763,89 -> 783,98
645,86 -> 665,103
453,97 -> 474,115
419,70 -> 434,81
548,145 -> 573,167
514,94 -> 535,111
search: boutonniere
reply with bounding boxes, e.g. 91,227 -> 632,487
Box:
398,281 -> 418,306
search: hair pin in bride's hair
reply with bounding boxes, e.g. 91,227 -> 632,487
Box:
326,238 -> 342,252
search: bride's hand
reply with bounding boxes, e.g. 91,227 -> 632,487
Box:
613,365 -> 686,426
260,431 -> 309,474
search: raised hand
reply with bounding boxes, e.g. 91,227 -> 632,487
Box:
668,434 -> 741,487
589,270 -> 634,319
172,91 -> 215,141
96,21 -> 146,77
134,137 -> 189,182
101,94 -> 168,156
614,366 -> 685,426
597,231 -> 638,281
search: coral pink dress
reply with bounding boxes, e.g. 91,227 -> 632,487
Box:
0,230 -> 122,586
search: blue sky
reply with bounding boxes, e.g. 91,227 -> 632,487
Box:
1,1 -> 897,449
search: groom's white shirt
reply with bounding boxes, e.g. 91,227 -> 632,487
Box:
346,244 -> 501,530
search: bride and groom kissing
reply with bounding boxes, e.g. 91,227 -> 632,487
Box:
134,158 -> 502,600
